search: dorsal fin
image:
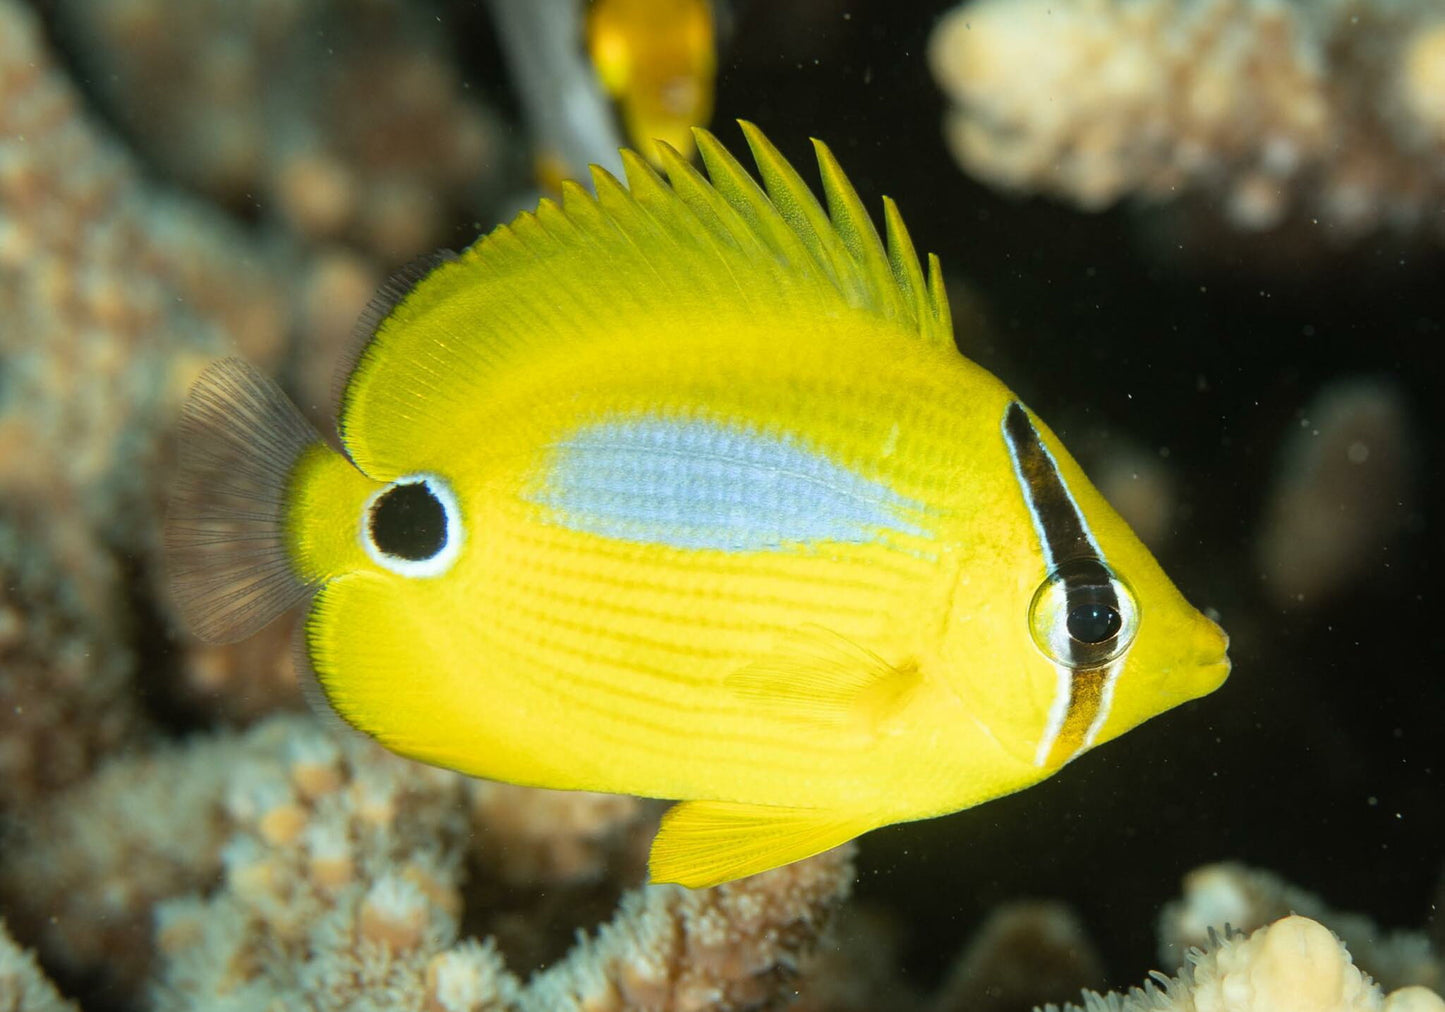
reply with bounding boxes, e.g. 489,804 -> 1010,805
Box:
333,122 -> 956,480
331,250 -> 457,423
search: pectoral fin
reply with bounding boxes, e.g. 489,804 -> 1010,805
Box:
725,624 -> 921,735
649,800 -> 874,888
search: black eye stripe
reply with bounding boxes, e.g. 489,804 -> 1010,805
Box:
1001,403 -> 1121,668
1002,403 -> 1093,566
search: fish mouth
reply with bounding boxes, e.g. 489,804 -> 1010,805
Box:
1197,656 -> 1232,693
1187,616 -> 1232,695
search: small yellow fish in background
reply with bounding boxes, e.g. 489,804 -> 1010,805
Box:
585,0 -> 716,163
166,123 -> 1230,889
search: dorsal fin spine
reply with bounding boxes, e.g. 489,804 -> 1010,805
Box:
655,141 -> 750,256
926,252 -> 953,342
882,197 -> 930,334
693,127 -> 824,284
812,137 -> 904,322
738,121 -> 860,298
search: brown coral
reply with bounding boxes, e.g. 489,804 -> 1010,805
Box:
931,901 -> 1106,1012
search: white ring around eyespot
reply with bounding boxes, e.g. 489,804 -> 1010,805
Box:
360,472 -> 464,578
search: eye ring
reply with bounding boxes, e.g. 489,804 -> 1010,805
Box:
1028,558 -> 1139,667
361,472 -> 464,578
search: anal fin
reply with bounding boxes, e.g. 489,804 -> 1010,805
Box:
649,800 -> 874,888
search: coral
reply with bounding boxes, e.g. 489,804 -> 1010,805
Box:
467,781 -> 656,889
55,0 -> 510,259
930,901 -> 1106,1012
0,923 -> 80,1012
523,843 -> 856,1012
1255,380 -> 1415,610
0,0 -> 289,539
1047,915 -> 1445,1012
0,0 -> 301,805
149,717 -> 497,1011
2,711 -> 854,1009
0,727 -> 251,992
1159,863 -> 1442,994
928,0 -> 1445,240
0,496 -> 138,810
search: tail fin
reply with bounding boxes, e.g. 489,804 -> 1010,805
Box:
165,358 -> 322,643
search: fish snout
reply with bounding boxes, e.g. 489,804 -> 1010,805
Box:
1192,614 -> 1232,692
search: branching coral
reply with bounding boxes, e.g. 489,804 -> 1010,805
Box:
929,0 -> 1445,240
2,713 -> 854,1010
148,717 -> 494,1011
1046,915 -> 1444,1012
0,923 -> 79,1012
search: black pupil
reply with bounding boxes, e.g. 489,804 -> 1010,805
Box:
369,482 -> 446,561
1067,602 -> 1121,644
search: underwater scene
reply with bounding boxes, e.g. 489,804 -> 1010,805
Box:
1,0 -> 1443,1009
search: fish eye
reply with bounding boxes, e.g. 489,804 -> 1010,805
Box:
362,473 -> 463,577
1029,558 -> 1138,668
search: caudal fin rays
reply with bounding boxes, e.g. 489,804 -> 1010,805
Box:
165,358 -> 321,643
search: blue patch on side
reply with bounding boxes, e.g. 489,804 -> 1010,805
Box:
529,417 -> 926,551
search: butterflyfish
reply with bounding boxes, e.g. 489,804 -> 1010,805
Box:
166,123 -> 1231,889
585,0 -> 715,163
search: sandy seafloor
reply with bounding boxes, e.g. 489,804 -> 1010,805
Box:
1,0 -> 1443,1010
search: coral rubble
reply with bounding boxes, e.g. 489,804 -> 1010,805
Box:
929,0 -> 1445,240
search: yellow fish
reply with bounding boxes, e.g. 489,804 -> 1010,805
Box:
586,0 -> 715,163
166,123 -> 1230,889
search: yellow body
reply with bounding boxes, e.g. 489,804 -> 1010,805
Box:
586,0 -> 715,162
171,124 -> 1229,888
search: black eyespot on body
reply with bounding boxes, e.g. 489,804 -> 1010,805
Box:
1067,602 -> 1122,644
369,481 -> 447,561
